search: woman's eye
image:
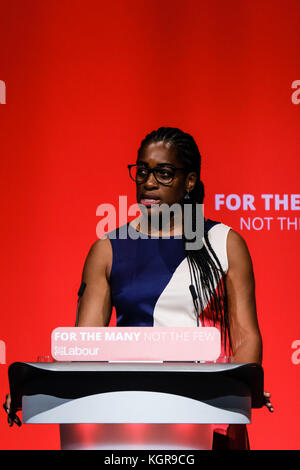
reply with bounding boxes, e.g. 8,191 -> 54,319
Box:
137,168 -> 148,176
158,170 -> 173,179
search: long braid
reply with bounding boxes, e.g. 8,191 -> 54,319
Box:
185,202 -> 231,353
137,126 -> 232,353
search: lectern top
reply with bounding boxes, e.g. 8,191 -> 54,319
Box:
23,361 -> 245,372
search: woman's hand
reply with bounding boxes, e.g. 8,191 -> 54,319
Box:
3,394 -> 22,427
264,391 -> 274,412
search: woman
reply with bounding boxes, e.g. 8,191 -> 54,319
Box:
79,126 -> 261,355
4,127 -> 273,449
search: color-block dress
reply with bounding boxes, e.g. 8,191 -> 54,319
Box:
108,218 -> 231,347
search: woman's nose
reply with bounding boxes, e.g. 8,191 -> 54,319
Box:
144,171 -> 159,187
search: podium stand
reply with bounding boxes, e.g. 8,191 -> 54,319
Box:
8,361 -> 264,450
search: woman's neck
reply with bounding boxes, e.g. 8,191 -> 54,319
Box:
129,214 -> 183,237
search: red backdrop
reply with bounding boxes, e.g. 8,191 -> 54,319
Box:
0,0 -> 299,450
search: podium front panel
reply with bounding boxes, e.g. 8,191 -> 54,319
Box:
8,361 -> 264,425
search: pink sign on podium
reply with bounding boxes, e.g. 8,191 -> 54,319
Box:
51,327 -> 221,362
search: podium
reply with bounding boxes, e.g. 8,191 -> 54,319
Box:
8,361 -> 264,450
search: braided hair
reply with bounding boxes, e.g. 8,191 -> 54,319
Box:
137,126 -> 231,354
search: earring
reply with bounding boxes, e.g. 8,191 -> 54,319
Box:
184,191 -> 191,201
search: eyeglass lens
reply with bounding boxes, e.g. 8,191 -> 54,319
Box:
130,165 -> 175,184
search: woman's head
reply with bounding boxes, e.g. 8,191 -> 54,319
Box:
135,127 -> 205,207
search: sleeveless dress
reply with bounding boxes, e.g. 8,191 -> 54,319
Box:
108,218 -> 231,339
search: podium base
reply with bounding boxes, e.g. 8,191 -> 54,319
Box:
59,424 -> 214,450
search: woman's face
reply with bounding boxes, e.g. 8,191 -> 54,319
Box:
136,141 -> 196,215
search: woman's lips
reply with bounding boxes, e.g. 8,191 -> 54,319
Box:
140,198 -> 161,207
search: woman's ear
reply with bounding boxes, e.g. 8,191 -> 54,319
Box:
185,172 -> 197,192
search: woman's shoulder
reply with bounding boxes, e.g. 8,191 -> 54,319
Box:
205,218 -> 248,252
85,236 -> 113,269
204,218 -> 250,273
226,228 -> 253,272
205,219 -> 253,274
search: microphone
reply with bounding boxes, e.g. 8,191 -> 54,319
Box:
75,281 -> 87,326
189,284 -> 200,327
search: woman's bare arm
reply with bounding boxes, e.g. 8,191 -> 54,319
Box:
77,237 -> 113,327
225,229 -> 273,414
225,229 -> 262,364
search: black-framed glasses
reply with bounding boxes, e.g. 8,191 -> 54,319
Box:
128,164 -> 186,185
